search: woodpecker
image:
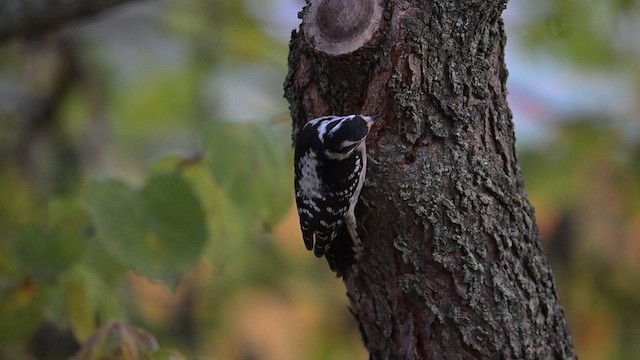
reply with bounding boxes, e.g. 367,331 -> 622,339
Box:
293,114 -> 378,275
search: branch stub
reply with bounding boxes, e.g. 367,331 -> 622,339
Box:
303,0 -> 383,56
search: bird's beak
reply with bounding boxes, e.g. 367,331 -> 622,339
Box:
368,114 -> 381,122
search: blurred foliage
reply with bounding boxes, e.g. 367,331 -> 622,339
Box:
0,0 -> 366,359
85,173 -> 208,287
0,0 -> 638,359
524,0 -> 640,73
71,321 -> 162,360
521,122 -> 640,360
517,0 -> 640,359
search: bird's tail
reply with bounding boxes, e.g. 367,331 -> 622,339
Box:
324,223 -> 356,277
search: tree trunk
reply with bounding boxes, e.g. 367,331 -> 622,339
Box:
284,0 -> 576,358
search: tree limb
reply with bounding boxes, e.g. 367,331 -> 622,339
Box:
0,0 -> 139,42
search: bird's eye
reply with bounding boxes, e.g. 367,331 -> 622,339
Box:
340,142 -> 359,153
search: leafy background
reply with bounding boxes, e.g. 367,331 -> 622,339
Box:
0,0 -> 638,358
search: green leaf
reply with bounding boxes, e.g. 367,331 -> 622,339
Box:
204,121 -> 293,227
65,272 -> 96,342
0,168 -> 41,231
61,265 -> 124,343
180,161 -> 253,278
140,173 -> 209,285
9,197 -> 88,283
79,237 -> 127,286
85,175 -> 208,288
85,179 -> 150,271
0,280 -> 48,342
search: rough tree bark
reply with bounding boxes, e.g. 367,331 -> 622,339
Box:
284,0 -> 576,359
0,0 -> 137,42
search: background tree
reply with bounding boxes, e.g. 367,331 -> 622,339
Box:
284,0 -> 576,358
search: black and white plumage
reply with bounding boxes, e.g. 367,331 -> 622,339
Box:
294,114 -> 378,275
